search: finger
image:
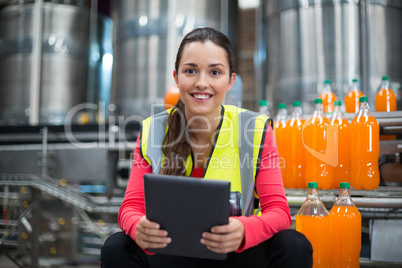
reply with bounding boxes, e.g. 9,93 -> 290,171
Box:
210,218 -> 242,234
137,238 -> 170,249
137,232 -> 172,247
202,238 -> 238,254
138,224 -> 169,238
139,216 -> 161,229
202,230 -> 242,244
136,229 -> 172,249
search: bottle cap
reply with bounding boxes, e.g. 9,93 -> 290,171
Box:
334,100 -> 342,106
340,182 -> 350,189
259,100 -> 267,106
314,98 -> 323,104
352,78 -> 358,83
359,96 -> 368,102
293,101 -> 301,107
382,76 -> 389,81
277,103 -> 286,109
308,182 -> 318,189
324,79 -> 331,84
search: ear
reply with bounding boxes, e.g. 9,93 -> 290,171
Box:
227,73 -> 236,92
173,70 -> 178,85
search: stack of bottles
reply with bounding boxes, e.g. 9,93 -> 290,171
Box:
296,182 -> 361,267
267,77 -> 389,190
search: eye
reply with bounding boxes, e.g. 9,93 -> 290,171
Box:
211,70 -> 221,76
184,68 -> 196,74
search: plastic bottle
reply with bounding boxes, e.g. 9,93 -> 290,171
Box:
375,76 -> 397,140
286,101 -> 306,188
274,103 -> 288,185
329,182 -> 361,268
330,100 -> 350,188
296,182 -> 331,267
350,96 -> 380,190
344,79 -> 364,113
258,100 -> 270,117
164,85 -> 180,110
303,99 -> 334,189
319,79 -> 337,115
376,76 -> 396,112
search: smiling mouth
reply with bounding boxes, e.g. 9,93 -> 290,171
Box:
191,93 -> 212,100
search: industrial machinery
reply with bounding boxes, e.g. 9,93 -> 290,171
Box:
0,0 -> 234,266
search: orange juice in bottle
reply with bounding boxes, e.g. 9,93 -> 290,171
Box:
330,182 -> 361,268
319,79 -> 337,115
350,96 -> 380,190
164,85 -> 181,110
296,182 -> 331,267
330,100 -> 350,188
303,99 -> 334,189
344,79 -> 364,113
274,103 -> 289,186
375,76 -> 397,140
286,101 -> 306,188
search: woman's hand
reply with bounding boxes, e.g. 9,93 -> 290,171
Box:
135,216 -> 171,249
200,217 -> 244,253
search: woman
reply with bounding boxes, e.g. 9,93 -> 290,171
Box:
101,27 -> 312,267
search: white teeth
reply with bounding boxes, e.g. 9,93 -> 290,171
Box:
194,94 -> 210,99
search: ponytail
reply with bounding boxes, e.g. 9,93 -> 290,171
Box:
160,99 -> 191,175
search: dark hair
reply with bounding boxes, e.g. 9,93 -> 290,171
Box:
160,27 -> 235,176
175,27 -> 235,76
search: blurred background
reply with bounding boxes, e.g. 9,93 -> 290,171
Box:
0,0 -> 401,267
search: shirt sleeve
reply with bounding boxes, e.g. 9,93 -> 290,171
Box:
234,122 -> 291,252
118,133 -> 152,242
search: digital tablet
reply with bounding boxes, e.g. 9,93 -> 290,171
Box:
144,173 -> 230,260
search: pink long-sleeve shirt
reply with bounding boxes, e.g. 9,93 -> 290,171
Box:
118,123 -> 291,253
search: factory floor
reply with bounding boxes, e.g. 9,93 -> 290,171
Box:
0,253 -> 100,268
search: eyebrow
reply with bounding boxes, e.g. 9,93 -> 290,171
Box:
183,63 -> 226,68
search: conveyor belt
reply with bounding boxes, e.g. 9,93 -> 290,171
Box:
0,174 -> 121,213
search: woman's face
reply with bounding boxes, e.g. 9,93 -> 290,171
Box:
174,41 -> 236,119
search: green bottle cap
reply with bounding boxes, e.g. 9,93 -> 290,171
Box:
259,100 -> 267,106
293,101 -> 301,107
278,103 -> 286,109
334,100 -> 342,106
314,98 -> 323,104
340,182 -> 350,189
359,96 -> 368,102
382,76 -> 389,81
352,78 -> 358,83
308,182 -> 318,189
324,79 -> 331,84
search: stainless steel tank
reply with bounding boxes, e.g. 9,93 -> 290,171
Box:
259,0 -> 402,114
110,0 -> 230,119
367,0 -> 402,109
0,2 -> 109,125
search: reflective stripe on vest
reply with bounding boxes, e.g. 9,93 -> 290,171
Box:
140,105 -> 270,216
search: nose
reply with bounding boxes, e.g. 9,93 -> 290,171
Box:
195,72 -> 208,89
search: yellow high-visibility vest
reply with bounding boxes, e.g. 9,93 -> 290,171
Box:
140,105 -> 271,216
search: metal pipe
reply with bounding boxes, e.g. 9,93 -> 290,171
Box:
255,0 -> 266,104
360,0 -> 370,99
31,189 -> 40,268
29,0 -> 44,125
87,0 -> 98,111
40,127 -> 48,176
287,196 -> 402,208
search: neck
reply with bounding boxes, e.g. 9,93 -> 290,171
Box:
186,106 -> 222,144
